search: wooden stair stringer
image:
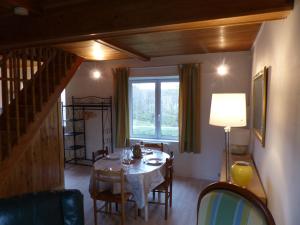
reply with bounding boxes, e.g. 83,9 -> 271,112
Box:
0,56 -> 83,187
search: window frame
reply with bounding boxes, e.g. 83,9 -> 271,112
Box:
129,76 -> 179,141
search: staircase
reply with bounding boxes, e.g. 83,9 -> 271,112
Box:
0,47 -> 83,165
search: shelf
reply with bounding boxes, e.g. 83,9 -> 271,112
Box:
64,132 -> 84,136
65,145 -> 85,150
220,153 -> 267,204
63,119 -> 84,122
65,159 -> 93,166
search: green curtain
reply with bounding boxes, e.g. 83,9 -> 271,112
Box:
113,67 -> 129,148
178,64 -> 201,153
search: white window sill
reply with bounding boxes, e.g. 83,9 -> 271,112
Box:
130,137 -> 179,144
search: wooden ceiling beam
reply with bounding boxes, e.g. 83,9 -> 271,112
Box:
0,0 -> 293,49
95,40 -> 150,61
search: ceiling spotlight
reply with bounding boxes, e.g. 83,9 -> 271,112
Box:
217,64 -> 229,76
91,70 -> 102,80
14,7 -> 29,16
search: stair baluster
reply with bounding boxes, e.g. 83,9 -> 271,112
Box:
1,56 -> 10,159
30,48 -> 36,116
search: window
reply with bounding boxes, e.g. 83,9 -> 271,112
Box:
61,89 -> 67,127
129,76 -> 179,140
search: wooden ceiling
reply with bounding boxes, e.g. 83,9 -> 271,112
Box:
99,24 -> 261,58
0,0 -> 294,61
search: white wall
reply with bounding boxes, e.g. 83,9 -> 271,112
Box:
251,1 -> 300,225
66,51 -> 252,180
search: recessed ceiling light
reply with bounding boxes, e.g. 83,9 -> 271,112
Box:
14,7 -> 29,16
92,44 -> 105,60
217,64 -> 229,76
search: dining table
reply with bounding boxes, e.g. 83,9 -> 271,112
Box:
91,148 -> 170,221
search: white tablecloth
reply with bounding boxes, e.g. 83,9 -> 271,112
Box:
90,150 -> 169,208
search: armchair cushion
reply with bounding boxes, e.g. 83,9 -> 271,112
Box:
198,190 -> 267,225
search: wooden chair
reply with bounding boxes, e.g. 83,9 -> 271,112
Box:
197,182 -> 275,225
92,147 -> 109,163
91,168 -> 135,225
143,142 -> 164,152
150,154 -> 174,220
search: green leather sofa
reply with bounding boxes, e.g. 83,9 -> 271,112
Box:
0,189 -> 84,225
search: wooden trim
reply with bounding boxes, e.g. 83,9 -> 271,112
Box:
253,67 -> 268,147
197,182 -> 275,225
95,40 -> 150,61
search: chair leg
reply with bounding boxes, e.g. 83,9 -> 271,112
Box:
105,201 -> 109,212
134,203 -> 138,219
115,202 -> 119,212
121,202 -> 125,225
170,184 -> 173,207
164,190 -> 168,220
93,199 -> 98,225
109,202 -> 112,215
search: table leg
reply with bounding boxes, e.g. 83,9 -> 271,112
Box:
144,195 -> 149,221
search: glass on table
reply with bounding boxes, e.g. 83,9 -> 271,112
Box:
121,148 -> 132,172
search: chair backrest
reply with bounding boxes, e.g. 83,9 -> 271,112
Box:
165,155 -> 174,182
143,142 -> 164,152
91,168 -> 125,201
92,146 -> 109,162
197,182 -> 275,225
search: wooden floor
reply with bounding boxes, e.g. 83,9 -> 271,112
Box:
64,164 -> 213,225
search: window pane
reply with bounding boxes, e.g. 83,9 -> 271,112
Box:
132,83 -> 155,137
161,82 -> 179,138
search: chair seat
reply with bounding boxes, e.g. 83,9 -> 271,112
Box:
93,190 -> 132,203
153,180 -> 171,191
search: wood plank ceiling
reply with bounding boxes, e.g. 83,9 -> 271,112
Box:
0,0 -> 294,61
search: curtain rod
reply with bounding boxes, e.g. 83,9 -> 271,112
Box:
129,63 -> 201,70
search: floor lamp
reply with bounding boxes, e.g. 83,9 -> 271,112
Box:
209,93 -> 247,182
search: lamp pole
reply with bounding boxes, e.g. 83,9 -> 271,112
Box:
224,126 -> 231,182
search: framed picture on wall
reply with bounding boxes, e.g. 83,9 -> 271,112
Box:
253,67 -> 268,147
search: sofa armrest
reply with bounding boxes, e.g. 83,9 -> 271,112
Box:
61,190 -> 84,225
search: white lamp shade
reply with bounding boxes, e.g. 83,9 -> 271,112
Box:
209,93 -> 247,127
